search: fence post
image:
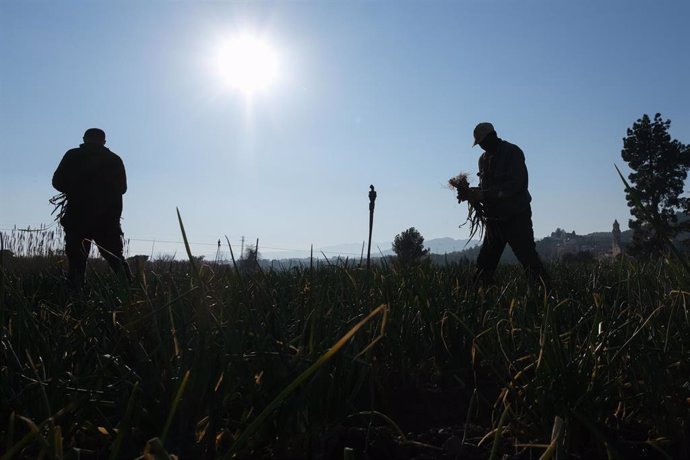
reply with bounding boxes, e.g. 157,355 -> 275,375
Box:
367,185 -> 377,270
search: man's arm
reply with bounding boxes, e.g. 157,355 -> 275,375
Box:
116,157 -> 127,195
460,155 -> 486,203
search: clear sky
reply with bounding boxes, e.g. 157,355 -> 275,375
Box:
1,0 -> 688,259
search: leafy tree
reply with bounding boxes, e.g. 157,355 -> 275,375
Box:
239,245 -> 260,273
621,113 -> 690,257
392,227 -> 429,266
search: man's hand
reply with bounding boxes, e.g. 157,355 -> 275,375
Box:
457,187 -> 483,203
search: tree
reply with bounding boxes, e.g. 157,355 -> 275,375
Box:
621,113 -> 690,258
239,245 -> 260,274
392,227 -> 429,266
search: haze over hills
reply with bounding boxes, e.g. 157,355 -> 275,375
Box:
259,226 -> 632,263
139,216 -> 689,263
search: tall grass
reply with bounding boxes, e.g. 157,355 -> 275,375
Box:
1,225 -> 65,258
1,231 -> 688,458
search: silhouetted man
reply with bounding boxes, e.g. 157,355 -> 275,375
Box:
457,122 -> 548,289
53,128 -> 132,287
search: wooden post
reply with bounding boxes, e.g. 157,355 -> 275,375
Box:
367,185 -> 377,270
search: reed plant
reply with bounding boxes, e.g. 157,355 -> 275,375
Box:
0,225 -> 65,258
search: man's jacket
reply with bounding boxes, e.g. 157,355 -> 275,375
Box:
477,139 -> 532,220
52,143 -> 127,229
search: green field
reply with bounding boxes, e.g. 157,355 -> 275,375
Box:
1,237 -> 689,459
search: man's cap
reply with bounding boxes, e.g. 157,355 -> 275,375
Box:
83,128 -> 106,142
472,122 -> 495,147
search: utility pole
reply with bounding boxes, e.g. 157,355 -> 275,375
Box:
367,185 -> 377,270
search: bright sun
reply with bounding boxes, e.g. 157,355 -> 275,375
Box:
213,33 -> 280,96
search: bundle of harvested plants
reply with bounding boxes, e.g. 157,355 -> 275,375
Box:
448,172 -> 485,242
50,193 -> 67,222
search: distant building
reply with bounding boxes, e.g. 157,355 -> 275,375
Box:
612,220 -> 622,256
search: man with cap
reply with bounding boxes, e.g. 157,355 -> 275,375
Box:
53,128 -> 132,288
457,122 -> 548,289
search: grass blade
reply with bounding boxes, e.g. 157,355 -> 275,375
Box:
160,370 -> 191,445
488,402 -> 510,460
109,381 -> 140,460
176,207 -> 200,281
225,304 -> 389,458
539,416 -> 564,460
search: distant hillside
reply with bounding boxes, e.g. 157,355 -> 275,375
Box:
258,221 -> 690,268
439,228 -> 633,264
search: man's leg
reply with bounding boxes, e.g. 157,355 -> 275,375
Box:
475,223 -> 507,287
65,230 -> 91,289
506,211 -> 549,289
94,228 -> 132,282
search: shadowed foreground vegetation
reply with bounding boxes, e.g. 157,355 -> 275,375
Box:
1,251 -> 689,459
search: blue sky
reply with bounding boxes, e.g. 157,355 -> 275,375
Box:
1,0 -> 688,259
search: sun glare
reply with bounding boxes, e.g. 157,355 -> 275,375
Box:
214,33 -> 280,96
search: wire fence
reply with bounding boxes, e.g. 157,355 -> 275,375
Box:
0,225 -> 363,261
